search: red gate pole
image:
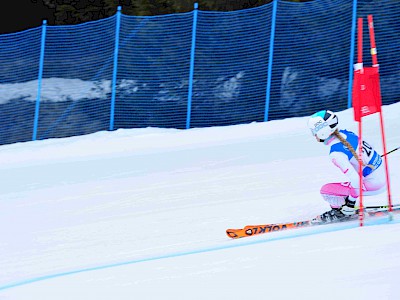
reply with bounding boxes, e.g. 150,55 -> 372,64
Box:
367,15 -> 378,67
358,114 -> 364,226
367,15 -> 393,216
357,17 -> 365,226
358,18 -> 363,65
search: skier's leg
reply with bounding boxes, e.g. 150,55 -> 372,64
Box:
320,170 -> 386,208
320,182 -> 355,208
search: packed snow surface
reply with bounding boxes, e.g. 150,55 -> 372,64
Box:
1,103 -> 399,300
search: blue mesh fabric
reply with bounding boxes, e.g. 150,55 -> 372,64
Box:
0,28 -> 42,144
190,5 -> 272,127
38,17 -> 116,140
115,13 -> 193,130
0,0 -> 399,145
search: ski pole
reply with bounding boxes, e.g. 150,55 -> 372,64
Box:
381,146 -> 399,157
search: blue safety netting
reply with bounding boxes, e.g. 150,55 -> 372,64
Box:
0,28 -> 42,144
115,13 -> 194,129
268,0 -> 355,120
0,0 -> 399,145
37,18 -> 116,140
189,5 -> 272,127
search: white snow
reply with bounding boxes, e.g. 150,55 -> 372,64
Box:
0,103 -> 399,300
0,78 -> 112,103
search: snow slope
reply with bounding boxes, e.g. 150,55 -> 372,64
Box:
0,103 -> 399,300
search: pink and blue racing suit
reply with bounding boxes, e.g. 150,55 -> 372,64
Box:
320,130 -> 386,208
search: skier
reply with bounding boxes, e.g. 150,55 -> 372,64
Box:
307,110 -> 386,223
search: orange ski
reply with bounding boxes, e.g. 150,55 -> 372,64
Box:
226,221 -> 310,239
226,204 -> 400,239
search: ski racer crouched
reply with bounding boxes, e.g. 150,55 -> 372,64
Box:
308,110 -> 386,224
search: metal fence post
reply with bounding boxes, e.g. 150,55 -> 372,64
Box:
186,3 -> 198,130
264,0 -> 278,122
32,20 -> 47,141
110,6 -> 122,131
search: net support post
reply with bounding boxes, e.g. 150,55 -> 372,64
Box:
264,0 -> 278,122
186,3 -> 198,130
347,0 -> 358,109
110,6 -> 122,131
33,20 -> 47,141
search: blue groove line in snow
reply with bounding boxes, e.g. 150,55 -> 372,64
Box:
0,216 -> 398,291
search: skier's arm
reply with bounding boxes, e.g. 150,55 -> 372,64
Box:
329,151 -> 360,197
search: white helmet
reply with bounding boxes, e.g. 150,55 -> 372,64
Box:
308,110 -> 339,140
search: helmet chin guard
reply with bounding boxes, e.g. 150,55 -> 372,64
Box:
308,110 -> 339,140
